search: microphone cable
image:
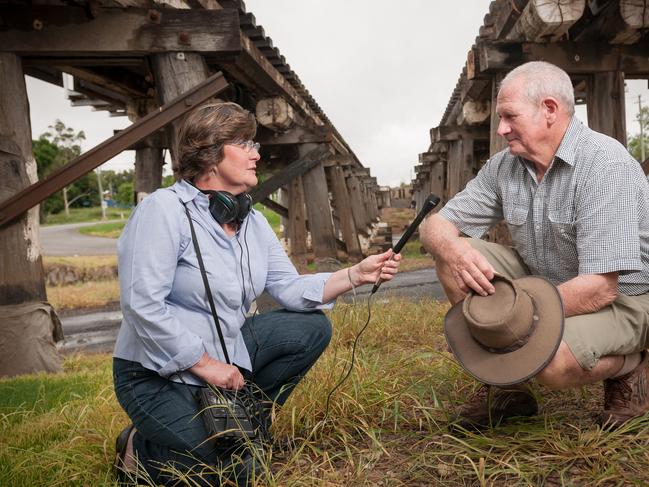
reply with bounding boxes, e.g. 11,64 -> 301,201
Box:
323,289 -> 374,422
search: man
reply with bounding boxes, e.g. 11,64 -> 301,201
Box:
421,61 -> 649,429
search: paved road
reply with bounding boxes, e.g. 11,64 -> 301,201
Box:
41,220 -> 124,256
58,267 -> 446,355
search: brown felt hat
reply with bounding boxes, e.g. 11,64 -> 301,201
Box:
445,274 -> 564,386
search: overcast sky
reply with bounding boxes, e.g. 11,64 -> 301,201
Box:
26,0 -> 649,187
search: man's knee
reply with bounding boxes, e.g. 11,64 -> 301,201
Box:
535,342 -> 583,390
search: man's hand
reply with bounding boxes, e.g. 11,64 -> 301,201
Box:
189,352 -> 245,390
441,238 -> 496,296
421,214 -> 496,297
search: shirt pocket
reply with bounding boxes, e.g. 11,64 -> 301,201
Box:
547,208 -> 579,273
504,204 -> 529,247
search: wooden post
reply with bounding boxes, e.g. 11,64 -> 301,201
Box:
587,71 -> 627,146
345,172 -> 369,237
360,183 -> 373,227
327,163 -> 363,262
430,160 -> 446,207
299,144 -> 339,270
369,189 -> 379,221
128,100 -> 164,203
488,72 -> 513,244
287,176 -> 308,272
279,186 -> 289,240
134,144 -> 163,203
151,52 -> 209,169
0,52 -> 62,376
490,73 -> 508,156
446,140 -> 463,200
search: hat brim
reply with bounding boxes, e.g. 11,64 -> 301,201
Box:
444,275 -> 564,386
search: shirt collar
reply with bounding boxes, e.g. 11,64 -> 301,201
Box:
172,178 -> 207,204
553,116 -> 583,167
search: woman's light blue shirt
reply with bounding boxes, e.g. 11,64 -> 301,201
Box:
113,179 -> 334,385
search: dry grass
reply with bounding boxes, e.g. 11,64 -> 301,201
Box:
47,280 -> 120,310
43,255 -> 118,269
3,297 -> 649,486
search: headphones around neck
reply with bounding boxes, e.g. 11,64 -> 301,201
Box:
203,190 -> 253,225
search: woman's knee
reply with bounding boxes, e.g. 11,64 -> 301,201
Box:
303,311 -> 332,353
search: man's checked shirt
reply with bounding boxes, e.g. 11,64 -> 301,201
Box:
439,117 -> 649,296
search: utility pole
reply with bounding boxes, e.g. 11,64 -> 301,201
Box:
96,167 -> 106,221
636,95 -> 646,163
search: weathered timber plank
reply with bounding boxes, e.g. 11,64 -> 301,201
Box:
259,197 -> 288,218
492,0 -> 529,39
573,0 -> 649,45
59,66 -> 146,99
222,35 -> 323,125
430,125 -> 490,143
0,6 -> 240,56
256,125 -> 332,146
477,40 -> 649,75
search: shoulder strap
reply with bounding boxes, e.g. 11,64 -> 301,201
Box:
182,203 -> 231,365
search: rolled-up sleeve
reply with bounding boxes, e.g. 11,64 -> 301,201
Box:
118,195 -> 205,377
575,158 -> 643,275
261,222 -> 334,310
438,154 -> 504,238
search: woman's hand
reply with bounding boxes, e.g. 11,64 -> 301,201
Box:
349,248 -> 402,286
322,249 -> 402,302
189,352 -> 245,390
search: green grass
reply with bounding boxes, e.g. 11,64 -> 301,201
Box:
255,203 -> 280,231
3,297 -> 649,485
43,207 -> 131,226
78,221 -> 126,238
45,205 -> 280,241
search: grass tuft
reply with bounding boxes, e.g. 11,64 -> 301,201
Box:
3,298 -> 649,485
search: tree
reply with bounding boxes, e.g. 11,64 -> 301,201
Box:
32,138 -> 63,216
41,120 -> 87,216
115,181 -> 134,206
628,106 -> 649,164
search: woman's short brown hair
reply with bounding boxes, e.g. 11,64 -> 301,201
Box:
175,101 -> 257,181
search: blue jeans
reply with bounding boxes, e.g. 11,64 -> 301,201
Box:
113,309 -> 332,486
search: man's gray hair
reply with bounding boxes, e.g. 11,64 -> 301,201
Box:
500,61 -> 575,116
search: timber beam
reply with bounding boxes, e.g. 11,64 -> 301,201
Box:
0,72 -> 230,228
476,40 -> 649,76
256,125 -> 333,146
0,6 -> 241,57
430,125 -> 490,143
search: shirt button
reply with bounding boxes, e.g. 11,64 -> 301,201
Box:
535,225 -> 541,230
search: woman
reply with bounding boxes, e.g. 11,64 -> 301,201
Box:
112,101 -> 400,485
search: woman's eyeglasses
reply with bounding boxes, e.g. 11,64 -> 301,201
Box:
230,140 -> 261,154
197,140 -> 261,154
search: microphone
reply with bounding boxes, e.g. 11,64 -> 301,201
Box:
371,193 -> 441,294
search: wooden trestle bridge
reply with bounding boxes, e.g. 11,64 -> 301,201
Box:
0,0 -> 383,376
411,0 -> 649,243
2,0 -> 649,376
